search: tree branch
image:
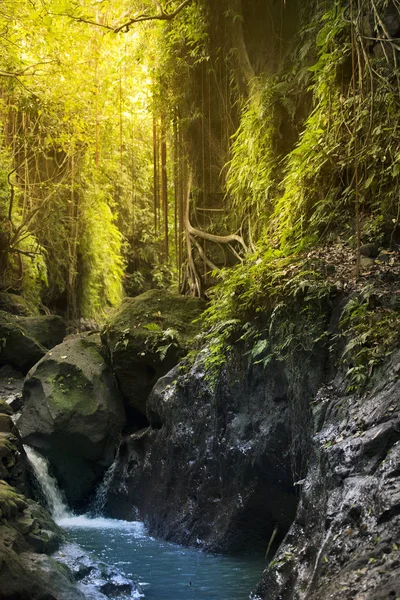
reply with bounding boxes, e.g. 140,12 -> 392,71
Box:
114,0 -> 193,33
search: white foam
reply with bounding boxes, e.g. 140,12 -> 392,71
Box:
58,514 -> 147,536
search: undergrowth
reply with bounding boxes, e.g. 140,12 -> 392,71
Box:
190,248 -> 334,385
195,0 -> 400,387
339,285 -> 400,390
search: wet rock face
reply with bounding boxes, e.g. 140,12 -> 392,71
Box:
105,344 -> 328,554
19,334 -> 125,508
101,289 -> 205,422
253,352 -> 400,600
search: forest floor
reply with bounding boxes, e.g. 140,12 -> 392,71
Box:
304,240 -> 400,294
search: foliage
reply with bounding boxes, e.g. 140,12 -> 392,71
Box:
0,0 -> 160,319
196,248 -> 333,382
339,286 -> 400,390
225,82 -> 280,227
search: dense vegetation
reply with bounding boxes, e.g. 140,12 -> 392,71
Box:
1,0 -> 399,357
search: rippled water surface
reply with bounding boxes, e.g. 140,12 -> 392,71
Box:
59,515 -> 264,600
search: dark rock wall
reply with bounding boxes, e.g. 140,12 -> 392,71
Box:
105,340 -> 329,554
254,353 -> 400,600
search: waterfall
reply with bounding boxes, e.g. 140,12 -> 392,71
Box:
24,445 -> 72,520
89,454 -> 118,516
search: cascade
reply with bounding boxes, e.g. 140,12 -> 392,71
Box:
24,445 -> 72,520
89,452 -> 118,516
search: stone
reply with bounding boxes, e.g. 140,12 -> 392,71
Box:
360,243 -> 380,258
0,399 -> 13,416
376,252 -> 391,263
253,351 -> 400,600
19,333 -> 125,507
0,292 -> 35,316
360,256 -> 375,268
0,414 -> 14,433
0,311 -> 65,374
22,315 -> 66,351
105,340 -> 327,553
14,516 -> 35,535
0,311 -> 47,373
0,365 -> 24,411
102,289 -> 205,421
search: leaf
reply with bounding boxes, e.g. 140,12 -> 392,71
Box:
143,323 -> 162,333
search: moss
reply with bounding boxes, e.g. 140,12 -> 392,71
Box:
0,399 -> 13,416
0,481 -> 27,519
107,289 -> 205,340
48,373 -> 97,416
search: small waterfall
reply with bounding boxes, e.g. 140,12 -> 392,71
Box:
89,455 -> 118,516
24,445 -> 72,520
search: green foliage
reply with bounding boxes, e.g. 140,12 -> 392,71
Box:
226,82 -> 280,225
272,0 -> 400,249
198,249 -> 333,382
79,177 -> 124,318
0,0 -> 161,318
339,286 -> 400,390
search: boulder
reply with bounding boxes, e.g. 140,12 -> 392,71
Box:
0,365 -> 25,412
0,400 -> 30,495
102,289 -> 205,420
0,480 -> 82,600
0,311 -> 65,373
19,334 -> 125,507
0,292 -> 35,316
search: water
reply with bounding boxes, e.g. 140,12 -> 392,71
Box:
59,514 -> 264,600
24,445 -> 71,519
26,446 -> 264,600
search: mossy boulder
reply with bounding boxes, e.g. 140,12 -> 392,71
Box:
0,292 -> 36,316
0,480 -> 78,600
0,401 -> 30,494
0,311 -> 66,373
101,289 -> 205,420
19,334 -> 125,507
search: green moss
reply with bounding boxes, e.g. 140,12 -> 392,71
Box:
103,289 -> 205,360
48,374 -> 97,416
108,290 -> 204,336
0,481 -> 27,519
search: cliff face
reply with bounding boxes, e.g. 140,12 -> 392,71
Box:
254,353 -> 400,600
104,342 -> 328,553
103,279 -> 400,599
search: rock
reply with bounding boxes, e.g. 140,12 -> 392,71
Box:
360,243 -> 380,258
0,398 -> 31,495
360,256 -> 375,268
0,413 -> 14,433
0,365 -> 24,411
105,338 -> 328,553
376,252 -> 391,263
0,398 -> 13,416
0,548 -> 87,600
19,333 -> 125,507
22,315 -> 66,351
55,541 -> 142,600
0,311 -> 65,373
0,311 -> 47,373
102,289 -> 205,420
14,515 -> 36,535
253,351 -> 400,600
26,528 -> 60,554
0,292 -> 35,316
